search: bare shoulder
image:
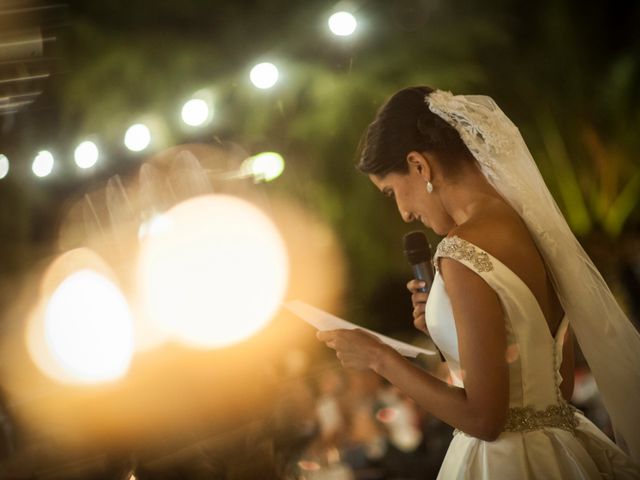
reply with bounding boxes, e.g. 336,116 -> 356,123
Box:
446,198 -> 537,270
444,197 -> 565,338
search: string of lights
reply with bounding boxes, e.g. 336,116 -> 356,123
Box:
0,11 -> 359,182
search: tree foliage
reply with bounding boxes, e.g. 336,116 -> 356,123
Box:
1,0 -> 639,325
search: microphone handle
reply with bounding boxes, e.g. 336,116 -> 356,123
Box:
411,263 -> 432,292
411,262 -> 445,361
410,260 -> 445,361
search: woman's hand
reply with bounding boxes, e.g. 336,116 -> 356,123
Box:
407,279 -> 429,335
317,329 -> 393,373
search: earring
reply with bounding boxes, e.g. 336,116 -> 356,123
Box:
426,181 -> 433,193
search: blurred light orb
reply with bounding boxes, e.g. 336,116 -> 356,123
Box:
181,98 -> 211,127
328,11 -> 357,36
44,269 -> 134,384
243,151 -> 285,182
250,62 -> 279,89
0,154 -> 9,179
32,150 -> 54,177
74,141 -> 99,169
124,124 -> 151,152
137,194 -> 289,349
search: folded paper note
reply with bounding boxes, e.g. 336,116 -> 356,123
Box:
285,300 -> 436,358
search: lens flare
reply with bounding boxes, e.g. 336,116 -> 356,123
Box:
137,194 -> 289,348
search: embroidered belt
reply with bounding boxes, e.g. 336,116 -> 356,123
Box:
504,402 -> 579,434
453,402 -> 580,437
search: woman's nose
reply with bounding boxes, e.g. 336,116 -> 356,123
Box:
402,211 -> 415,223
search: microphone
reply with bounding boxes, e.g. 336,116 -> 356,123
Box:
403,231 -> 434,293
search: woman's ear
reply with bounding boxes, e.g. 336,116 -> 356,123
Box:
406,151 -> 432,180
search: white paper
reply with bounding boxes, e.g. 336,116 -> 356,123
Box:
285,300 -> 436,358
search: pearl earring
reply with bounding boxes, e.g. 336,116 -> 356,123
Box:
426,181 -> 433,193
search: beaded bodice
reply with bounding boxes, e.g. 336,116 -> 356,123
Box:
426,236 -> 576,435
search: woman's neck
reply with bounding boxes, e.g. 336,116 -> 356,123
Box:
439,170 -> 505,227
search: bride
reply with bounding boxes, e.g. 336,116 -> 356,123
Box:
317,86 -> 640,478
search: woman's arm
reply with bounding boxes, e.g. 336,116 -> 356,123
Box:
380,257 -> 508,440
319,256 -> 509,441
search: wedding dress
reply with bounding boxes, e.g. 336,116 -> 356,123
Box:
425,235 -> 640,479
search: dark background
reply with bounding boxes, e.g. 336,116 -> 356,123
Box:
0,0 -> 639,478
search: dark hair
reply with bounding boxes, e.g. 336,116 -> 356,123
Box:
357,86 -> 474,178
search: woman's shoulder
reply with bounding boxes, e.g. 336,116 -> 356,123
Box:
445,199 -> 536,270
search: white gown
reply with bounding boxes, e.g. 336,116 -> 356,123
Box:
425,235 -> 640,479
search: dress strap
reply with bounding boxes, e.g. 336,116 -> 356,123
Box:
433,235 -> 495,275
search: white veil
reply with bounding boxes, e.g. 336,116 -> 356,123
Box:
425,90 -> 640,462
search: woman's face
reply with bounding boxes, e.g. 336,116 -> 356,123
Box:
369,161 -> 455,235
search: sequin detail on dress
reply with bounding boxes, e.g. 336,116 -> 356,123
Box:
454,402 -> 579,437
504,402 -> 579,434
434,236 -> 494,273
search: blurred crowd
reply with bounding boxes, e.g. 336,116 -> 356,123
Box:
273,364 -> 453,480
270,353 -> 616,480
0,348 -> 619,480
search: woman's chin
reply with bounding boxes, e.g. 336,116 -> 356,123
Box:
431,224 -> 447,236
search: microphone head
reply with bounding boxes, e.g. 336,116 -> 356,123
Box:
403,231 -> 431,264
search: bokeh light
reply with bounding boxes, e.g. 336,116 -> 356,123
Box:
137,194 -> 289,348
32,150 -> 54,177
249,62 -> 279,89
74,140 -> 99,169
43,270 -> 134,384
259,198 -> 346,313
328,11 -> 357,36
26,249 -> 136,386
181,98 -> 211,127
242,151 -> 285,182
0,154 -> 9,179
124,124 -> 151,152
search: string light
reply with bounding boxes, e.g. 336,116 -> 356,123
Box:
15,11 -> 365,177
124,124 -> 151,152
328,12 -> 357,36
243,151 -> 285,182
250,62 -> 279,89
181,98 -> 211,127
0,154 -> 9,179
74,141 -> 99,169
32,150 -> 54,177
